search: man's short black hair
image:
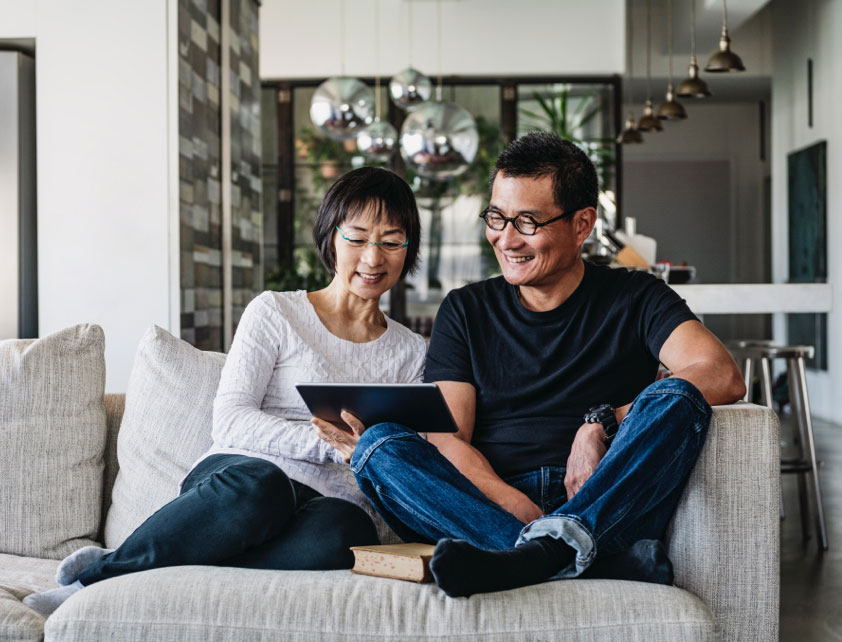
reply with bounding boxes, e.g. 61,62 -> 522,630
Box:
313,166 -> 421,279
489,131 -> 599,216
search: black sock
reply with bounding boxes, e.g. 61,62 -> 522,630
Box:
429,536 -> 575,598
580,539 -> 673,585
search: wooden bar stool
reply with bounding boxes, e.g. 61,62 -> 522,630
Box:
728,341 -> 828,550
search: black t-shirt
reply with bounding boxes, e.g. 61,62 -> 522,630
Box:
423,261 -> 698,478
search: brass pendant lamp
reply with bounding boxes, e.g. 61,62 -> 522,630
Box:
637,0 -> 663,132
677,0 -> 711,98
705,0 -> 746,72
617,0 -> 643,143
657,0 -> 686,120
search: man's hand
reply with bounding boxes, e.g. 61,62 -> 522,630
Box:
497,488 -> 545,524
564,422 -> 608,499
312,410 -> 366,464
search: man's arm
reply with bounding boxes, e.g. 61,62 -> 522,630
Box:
658,319 -> 746,404
427,381 -> 544,524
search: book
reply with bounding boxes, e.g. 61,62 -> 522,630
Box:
350,543 -> 436,583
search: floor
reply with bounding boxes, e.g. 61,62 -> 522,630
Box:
779,414 -> 842,641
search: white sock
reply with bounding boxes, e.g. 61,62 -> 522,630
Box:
55,546 -> 112,586
22,580 -> 83,618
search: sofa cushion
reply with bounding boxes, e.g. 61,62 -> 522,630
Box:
103,326 -> 225,548
0,324 -> 106,559
46,566 -> 715,642
0,553 -> 60,642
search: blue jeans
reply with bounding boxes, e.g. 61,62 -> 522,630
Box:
79,454 -> 378,585
351,378 -> 711,578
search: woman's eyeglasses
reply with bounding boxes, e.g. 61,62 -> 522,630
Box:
335,226 -> 408,253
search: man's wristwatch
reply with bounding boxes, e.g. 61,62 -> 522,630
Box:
584,404 -> 619,444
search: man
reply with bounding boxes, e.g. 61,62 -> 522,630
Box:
314,132 -> 746,598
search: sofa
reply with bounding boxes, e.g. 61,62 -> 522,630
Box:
0,323 -> 780,642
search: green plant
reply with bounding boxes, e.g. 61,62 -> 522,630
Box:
265,247 -> 332,292
519,86 -> 616,189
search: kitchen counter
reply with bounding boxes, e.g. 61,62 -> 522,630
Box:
670,283 -> 833,314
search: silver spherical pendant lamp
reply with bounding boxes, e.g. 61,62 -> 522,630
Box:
400,101 -> 478,180
357,0 -> 397,161
310,77 -> 375,141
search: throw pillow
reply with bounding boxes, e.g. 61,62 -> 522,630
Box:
103,326 -> 225,548
0,324 -> 106,559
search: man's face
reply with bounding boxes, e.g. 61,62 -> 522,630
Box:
486,173 -> 592,289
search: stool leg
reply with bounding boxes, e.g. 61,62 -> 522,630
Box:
788,358 -> 811,543
795,356 -> 829,551
760,357 -> 786,519
761,357 -> 774,409
743,357 -> 753,402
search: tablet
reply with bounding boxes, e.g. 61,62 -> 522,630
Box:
295,383 -> 459,433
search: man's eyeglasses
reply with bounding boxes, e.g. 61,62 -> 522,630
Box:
479,208 -> 577,236
335,226 -> 408,253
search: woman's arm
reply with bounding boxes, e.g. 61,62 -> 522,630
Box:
212,293 -> 344,464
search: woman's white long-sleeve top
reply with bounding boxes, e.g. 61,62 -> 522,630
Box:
196,290 -> 427,542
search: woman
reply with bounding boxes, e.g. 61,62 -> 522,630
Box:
25,167 -> 427,617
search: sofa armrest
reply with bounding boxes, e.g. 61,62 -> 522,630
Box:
98,393 -> 126,543
667,402 -> 780,642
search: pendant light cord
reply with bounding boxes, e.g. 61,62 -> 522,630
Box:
690,0 -> 697,61
627,0 -> 634,108
646,0 -> 652,100
722,0 -> 728,30
339,0 -> 346,75
375,0 -> 381,119
436,0 -> 443,101
407,0 -> 413,67
667,0 -> 673,84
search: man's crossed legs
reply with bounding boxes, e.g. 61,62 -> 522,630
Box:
350,378 -> 712,597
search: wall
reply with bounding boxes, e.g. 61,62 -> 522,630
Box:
771,0 -> 841,421
1,1 -> 176,392
623,99 -> 771,342
260,0 -> 625,79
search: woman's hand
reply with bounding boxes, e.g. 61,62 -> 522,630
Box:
312,411 -> 367,464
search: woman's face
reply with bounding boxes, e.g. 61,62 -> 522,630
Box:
332,206 -> 408,301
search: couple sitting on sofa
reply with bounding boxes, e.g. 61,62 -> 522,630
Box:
25,132 -> 745,617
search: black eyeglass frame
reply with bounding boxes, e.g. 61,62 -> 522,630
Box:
479,207 -> 579,236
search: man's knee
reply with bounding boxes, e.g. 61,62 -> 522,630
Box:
633,377 -> 712,433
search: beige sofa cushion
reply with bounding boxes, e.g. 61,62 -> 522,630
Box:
103,326 -> 225,548
46,566 -> 715,642
0,324 -> 105,559
0,553 -> 59,642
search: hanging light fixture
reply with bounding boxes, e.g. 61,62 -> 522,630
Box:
399,0 -> 478,180
657,0 -> 686,120
617,0 -> 642,144
637,0 -> 662,132
677,0 -> 712,98
704,0 -> 745,72
357,0 -> 398,161
310,0 -> 374,141
389,0 -> 433,111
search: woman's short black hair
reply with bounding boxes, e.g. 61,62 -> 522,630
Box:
489,131 -> 599,217
313,166 -> 421,280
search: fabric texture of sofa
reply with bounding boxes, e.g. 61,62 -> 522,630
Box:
0,324 -> 780,642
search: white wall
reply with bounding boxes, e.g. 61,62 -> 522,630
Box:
771,0 -> 842,421
1,1 -> 176,392
260,0 -> 625,79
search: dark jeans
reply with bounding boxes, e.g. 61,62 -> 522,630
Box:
79,454 -> 378,585
350,378 -> 712,578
